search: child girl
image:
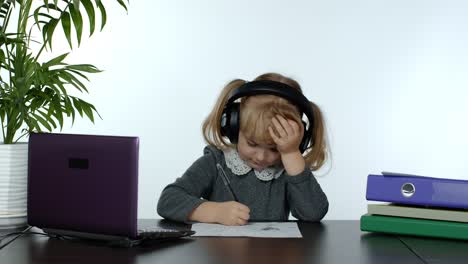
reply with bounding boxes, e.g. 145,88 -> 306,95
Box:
157,73 -> 329,226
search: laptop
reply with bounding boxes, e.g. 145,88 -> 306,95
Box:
27,132 -> 194,244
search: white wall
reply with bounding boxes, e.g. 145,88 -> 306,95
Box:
53,0 -> 468,219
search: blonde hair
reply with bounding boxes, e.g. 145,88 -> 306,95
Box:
202,73 -> 328,171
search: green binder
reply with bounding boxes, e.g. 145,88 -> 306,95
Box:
360,214 -> 468,240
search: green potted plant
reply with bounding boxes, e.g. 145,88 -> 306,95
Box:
0,0 -> 128,229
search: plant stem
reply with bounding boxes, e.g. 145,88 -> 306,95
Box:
5,110 -> 14,144
34,44 -> 47,63
6,39 -> 13,95
0,114 -> 5,143
14,131 -> 28,143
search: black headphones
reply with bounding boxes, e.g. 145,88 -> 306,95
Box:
220,80 -> 314,153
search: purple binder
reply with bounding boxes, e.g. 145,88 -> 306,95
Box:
366,174 -> 468,209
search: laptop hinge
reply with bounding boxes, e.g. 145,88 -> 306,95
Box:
43,228 -> 130,241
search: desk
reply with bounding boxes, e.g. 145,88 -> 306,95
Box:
1,227 -> 25,250
398,237 -> 468,264
1,220 -> 467,264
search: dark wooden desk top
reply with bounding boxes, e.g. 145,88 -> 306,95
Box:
398,236 -> 468,264
0,226 -> 27,250
1,220 -> 466,264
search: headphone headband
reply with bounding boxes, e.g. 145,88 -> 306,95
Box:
227,80 -> 314,130
221,80 -> 315,153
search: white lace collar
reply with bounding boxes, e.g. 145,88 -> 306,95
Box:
223,148 -> 284,181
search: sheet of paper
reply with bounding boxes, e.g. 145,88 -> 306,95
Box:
191,222 -> 302,238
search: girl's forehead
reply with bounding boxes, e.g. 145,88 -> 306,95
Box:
244,134 -> 276,147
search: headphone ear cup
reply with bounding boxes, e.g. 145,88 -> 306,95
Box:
299,121 -> 310,153
220,102 -> 240,144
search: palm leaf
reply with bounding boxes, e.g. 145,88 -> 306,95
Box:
32,112 -> 52,131
69,4 -> 82,46
65,64 -> 101,73
46,18 -> 59,50
37,108 -> 57,129
71,97 -> 83,117
64,96 -> 75,123
115,0 -> 128,12
51,95 -> 63,128
66,69 -> 89,81
80,100 -> 94,122
61,11 -> 72,48
43,52 -> 68,68
80,0 -> 95,36
59,70 -> 87,92
95,0 -> 106,30
0,0 -> 15,31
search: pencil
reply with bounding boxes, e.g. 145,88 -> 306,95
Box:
216,164 -> 239,202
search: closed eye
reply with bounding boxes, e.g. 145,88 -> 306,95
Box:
247,140 -> 257,147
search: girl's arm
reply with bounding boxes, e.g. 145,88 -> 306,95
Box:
285,169 -> 329,221
281,150 -> 329,221
281,151 -> 306,176
157,146 -> 250,225
269,115 -> 329,221
157,147 -> 218,222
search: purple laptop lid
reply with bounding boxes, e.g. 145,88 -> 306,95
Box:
27,133 -> 139,239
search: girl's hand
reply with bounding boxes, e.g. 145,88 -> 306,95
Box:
214,201 -> 250,226
268,115 -> 304,155
269,115 -> 306,176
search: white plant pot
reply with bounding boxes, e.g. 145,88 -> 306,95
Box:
0,142 -> 28,229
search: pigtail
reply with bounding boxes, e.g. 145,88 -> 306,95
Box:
202,79 -> 246,149
304,101 -> 327,171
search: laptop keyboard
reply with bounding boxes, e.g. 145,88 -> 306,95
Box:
138,227 -> 181,233
137,227 -> 194,239
136,219 -> 195,239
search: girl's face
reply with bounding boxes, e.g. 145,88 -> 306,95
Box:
237,131 -> 281,171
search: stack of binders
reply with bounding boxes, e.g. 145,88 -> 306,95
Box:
361,172 -> 468,240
